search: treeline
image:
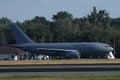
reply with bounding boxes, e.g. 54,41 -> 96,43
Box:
0,6 -> 120,57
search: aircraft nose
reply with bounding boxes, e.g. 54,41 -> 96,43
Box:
105,45 -> 114,51
105,47 -> 114,53
110,47 -> 114,51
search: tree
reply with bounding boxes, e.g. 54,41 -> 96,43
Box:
87,6 -> 111,28
0,26 -> 6,45
111,18 -> 120,29
87,6 -> 97,26
52,11 -> 73,42
22,16 -> 50,43
0,17 -> 13,45
52,11 -> 73,20
0,17 -> 12,25
97,10 -> 111,28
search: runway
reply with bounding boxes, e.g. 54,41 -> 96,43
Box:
0,64 -> 120,74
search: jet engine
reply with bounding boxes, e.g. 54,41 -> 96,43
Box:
64,50 -> 80,59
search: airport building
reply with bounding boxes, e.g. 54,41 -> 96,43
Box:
0,45 -> 49,60
0,45 -> 27,60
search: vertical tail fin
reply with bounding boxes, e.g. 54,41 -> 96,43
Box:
9,24 -> 34,44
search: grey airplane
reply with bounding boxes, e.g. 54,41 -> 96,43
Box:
9,24 -> 115,59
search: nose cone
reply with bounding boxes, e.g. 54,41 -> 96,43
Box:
109,46 -> 114,51
99,44 -> 114,52
104,44 -> 114,52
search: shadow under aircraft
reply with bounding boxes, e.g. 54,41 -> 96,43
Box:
9,24 -> 115,59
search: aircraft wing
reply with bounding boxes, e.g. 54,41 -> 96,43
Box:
36,48 -> 80,59
36,48 -> 77,52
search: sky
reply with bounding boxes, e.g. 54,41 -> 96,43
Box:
0,0 -> 120,22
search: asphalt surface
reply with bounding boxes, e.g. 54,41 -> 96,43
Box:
0,64 -> 120,74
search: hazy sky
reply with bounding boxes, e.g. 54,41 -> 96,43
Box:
0,0 -> 120,22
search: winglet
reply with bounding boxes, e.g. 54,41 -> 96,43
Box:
9,24 -> 34,44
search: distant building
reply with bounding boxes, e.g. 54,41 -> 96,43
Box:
0,45 -> 27,60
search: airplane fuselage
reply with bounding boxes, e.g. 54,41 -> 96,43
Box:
18,42 -> 114,59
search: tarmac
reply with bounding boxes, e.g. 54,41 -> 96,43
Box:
0,64 -> 120,74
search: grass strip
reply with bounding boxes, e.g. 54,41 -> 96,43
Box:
0,74 -> 120,80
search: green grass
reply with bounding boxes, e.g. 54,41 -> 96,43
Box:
0,74 -> 120,80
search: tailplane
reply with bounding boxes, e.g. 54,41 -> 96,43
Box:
9,24 -> 34,44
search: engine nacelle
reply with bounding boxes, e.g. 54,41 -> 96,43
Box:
64,50 -> 80,59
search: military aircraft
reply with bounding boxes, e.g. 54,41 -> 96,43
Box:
9,24 -> 115,59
